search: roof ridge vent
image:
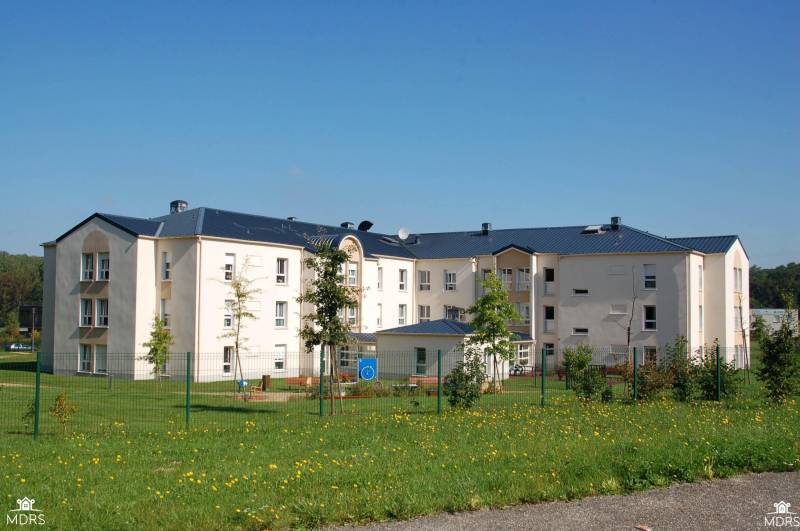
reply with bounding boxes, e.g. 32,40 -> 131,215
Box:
581,224 -> 605,235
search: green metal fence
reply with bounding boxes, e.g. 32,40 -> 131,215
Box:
0,345 -> 760,438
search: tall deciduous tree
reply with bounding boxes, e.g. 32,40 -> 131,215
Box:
467,271 -> 520,392
297,239 -> 359,415
142,315 -> 173,382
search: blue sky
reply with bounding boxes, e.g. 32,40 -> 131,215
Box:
1,1 -> 798,266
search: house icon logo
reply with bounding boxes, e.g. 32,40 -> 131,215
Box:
6,496 -> 45,525
769,502 -> 795,515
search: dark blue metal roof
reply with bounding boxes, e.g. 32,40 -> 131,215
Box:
347,332 -> 377,343
377,319 -> 532,341
55,209 -> 739,260
668,236 -> 739,255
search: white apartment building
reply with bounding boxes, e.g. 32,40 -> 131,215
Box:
41,202 -> 750,380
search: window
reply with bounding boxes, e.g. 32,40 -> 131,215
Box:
418,270 -> 431,291
80,299 -> 93,327
81,253 -> 94,281
377,303 -> 382,327
223,300 -> 233,329
444,305 -> 465,321
347,305 -> 357,326
275,301 -> 287,328
399,269 -> 408,291
274,345 -> 286,371
419,305 -> 431,323
734,267 -> 743,293
544,306 -> 555,332
517,344 -> 530,366
572,288 -> 589,296
444,271 -> 457,291
544,343 -> 555,357
96,299 -> 109,327
500,268 -> 513,290
347,263 -> 358,286
98,253 -> 110,281
517,268 -> 531,291
644,305 -> 657,330
161,299 -> 170,328
610,304 -> 627,315
377,267 -> 383,290
643,264 -> 657,289
94,345 -> 107,374
223,347 -> 233,374
338,346 -> 353,368
698,264 -> 703,291
276,258 -> 288,284
398,304 -> 407,325
543,267 -> 555,295
699,305 -> 704,331
224,253 -> 235,281
79,344 -> 92,372
572,327 -> 589,335
161,252 -> 171,280
734,305 -> 744,331
516,303 -> 531,325
415,347 -> 426,375
644,347 -> 658,363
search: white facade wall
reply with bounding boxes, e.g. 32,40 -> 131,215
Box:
368,255 -> 415,330
415,258 -> 479,322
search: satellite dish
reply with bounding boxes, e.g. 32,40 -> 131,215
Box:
397,228 -> 410,241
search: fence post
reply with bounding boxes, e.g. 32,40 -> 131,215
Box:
319,346 -> 325,417
33,351 -> 41,439
185,352 -> 191,430
715,344 -> 721,401
632,347 -> 638,401
540,348 -> 546,407
437,349 -> 442,415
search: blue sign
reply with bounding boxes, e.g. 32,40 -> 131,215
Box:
358,358 -> 378,381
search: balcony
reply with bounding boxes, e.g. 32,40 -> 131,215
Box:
544,319 -> 555,333
543,282 -> 555,296
516,281 -> 531,292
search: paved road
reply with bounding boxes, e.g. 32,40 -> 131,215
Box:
330,471 -> 799,530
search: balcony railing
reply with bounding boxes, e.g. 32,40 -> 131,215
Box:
544,319 -> 555,333
543,282 -> 555,296
516,281 -> 531,292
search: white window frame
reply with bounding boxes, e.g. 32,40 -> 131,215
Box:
377,267 -> 383,291
499,268 -> 513,290
161,298 -> 170,328
643,264 -> 657,290
97,253 -> 110,281
444,271 -> 457,291
80,299 -> 93,327
572,327 -> 589,336
516,344 -> 530,366
699,305 -> 704,331
418,270 -> 431,291
223,346 -> 233,374
544,306 -> 555,333
338,346 -> 353,368
223,300 -> 233,329
347,263 -> 358,286
81,253 -> 94,281
94,345 -> 107,374
643,305 -> 657,331
418,305 -> 431,323
543,343 -> 555,357
377,303 -> 382,327
644,346 -> 658,363
399,269 -> 407,291
415,347 -> 426,375
96,299 -> 109,328
444,305 -> 465,321
79,344 -> 92,373
162,252 -> 171,281
347,305 -> 358,326
276,258 -> 288,285
734,267 -> 743,293
698,264 -> 703,291
274,344 -> 287,371
275,301 -> 288,328
224,253 -> 236,281
519,303 -> 531,325
398,304 -> 407,326
516,268 -> 531,291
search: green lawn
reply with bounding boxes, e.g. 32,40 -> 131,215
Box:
0,348 -> 798,530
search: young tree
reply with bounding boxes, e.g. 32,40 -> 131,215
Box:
3,309 -> 20,343
757,309 -> 800,403
466,271 -> 520,392
141,315 -> 174,382
220,260 -> 261,396
297,240 -> 359,415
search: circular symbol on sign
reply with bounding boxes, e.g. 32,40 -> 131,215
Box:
360,365 -> 376,381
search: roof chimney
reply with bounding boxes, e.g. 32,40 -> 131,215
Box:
610,216 -> 621,230
340,221 -> 354,230
170,200 -> 188,214
287,216 -> 297,221
481,222 -> 492,235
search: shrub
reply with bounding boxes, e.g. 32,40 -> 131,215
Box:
666,337 -> 698,402
50,393 -> 77,433
347,380 -> 391,398
444,348 -> 486,408
637,362 -> 672,400
757,316 -> 800,403
563,345 -> 609,400
696,344 -> 739,400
